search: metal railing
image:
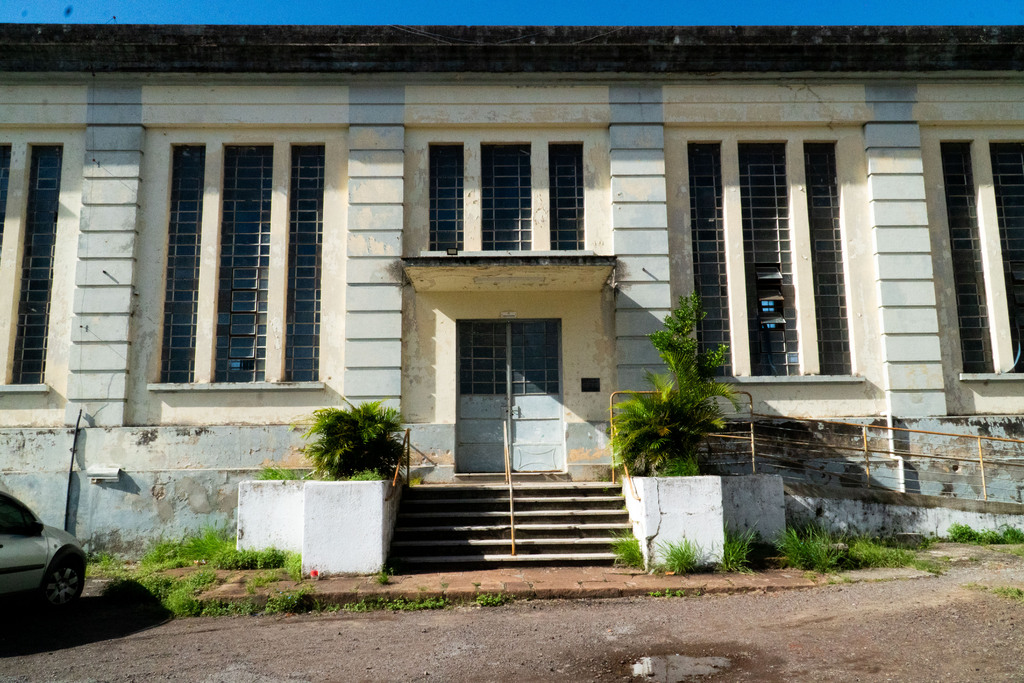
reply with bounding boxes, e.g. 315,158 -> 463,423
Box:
503,422 -> 517,556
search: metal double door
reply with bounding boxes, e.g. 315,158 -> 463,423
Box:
456,319 -> 564,473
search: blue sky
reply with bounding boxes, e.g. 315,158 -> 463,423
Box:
1,0 -> 1022,25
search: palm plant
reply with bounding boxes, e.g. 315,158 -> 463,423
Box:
301,400 -> 404,480
611,293 -> 736,477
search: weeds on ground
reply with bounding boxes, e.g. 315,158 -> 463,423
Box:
947,523 -> 1024,545
265,586 -> 315,614
657,538 -> 705,574
342,596 -> 449,612
256,466 -> 304,481
719,529 -> 756,573
847,538 -> 915,569
246,570 -> 282,594
347,469 -> 386,481
475,593 -> 513,607
140,527 -> 291,572
648,589 -> 689,598
87,552 -> 124,578
991,586 -> 1024,604
775,525 -> 849,573
612,532 -> 645,569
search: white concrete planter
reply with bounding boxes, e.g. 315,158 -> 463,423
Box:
623,474 -> 784,570
236,479 -> 402,576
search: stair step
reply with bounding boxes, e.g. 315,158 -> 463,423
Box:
401,495 -> 623,505
399,509 -> 626,518
392,537 -> 620,547
392,552 -> 618,564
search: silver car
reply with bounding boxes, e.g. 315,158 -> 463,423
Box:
0,491 -> 86,607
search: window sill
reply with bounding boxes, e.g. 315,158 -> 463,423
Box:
959,373 -> 1024,383
148,381 -> 326,393
0,383 -> 49,395
727,375 -> 865,385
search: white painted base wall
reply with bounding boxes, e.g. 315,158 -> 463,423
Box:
237,480 -> 305,553
624,475 -> 785,570
235,479 -> 402,575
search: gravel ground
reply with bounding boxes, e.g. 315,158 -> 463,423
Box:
2,544 -> 1023,682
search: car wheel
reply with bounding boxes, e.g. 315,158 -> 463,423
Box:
42,556 -> 84,607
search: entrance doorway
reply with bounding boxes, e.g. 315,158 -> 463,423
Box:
456,319 -> 565,473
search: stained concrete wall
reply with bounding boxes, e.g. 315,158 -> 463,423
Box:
302,480 -> 401,575
236,480 -> 305,553
785,482 -> 1024,537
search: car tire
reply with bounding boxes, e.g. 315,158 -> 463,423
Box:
41,555 -> 84,607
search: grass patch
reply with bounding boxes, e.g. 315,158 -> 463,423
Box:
612,532 -> 645,569
658,457 -> 701,477
475,593 -> 512,607
87,552 -> 124,578
648,589 -> 690,598
347,469 -> 386,481
947,523 -> 1024,545
256,466 -> 304,481
342,596 -> 449,612
719,528 -> 756,574
246,570 -> 282,594
140,527 -> 290,573
991,586 -> 1024,604
265,586 -> 314,614
775,525 -> 849,573
847,538 -> 915,569
657,538 -> 705,574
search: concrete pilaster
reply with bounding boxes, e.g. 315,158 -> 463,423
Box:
343,87 -> 405,407
67,86 -> 143,426
610,87 -> 672,390
865,85 -> 946,417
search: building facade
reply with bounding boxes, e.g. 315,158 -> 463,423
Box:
0,25 -> 1022,551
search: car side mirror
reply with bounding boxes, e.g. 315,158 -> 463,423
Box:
21,521 -> 44,536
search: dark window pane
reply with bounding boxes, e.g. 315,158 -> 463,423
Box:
429,145 -> 463,251
942,142 -> 992,373
991,142 -> 1024,372
688,143 -> 731,376
13,146 -> 62,384
482,144 -> 531,251
285,145 -> 325,382
549,143 -> 584,250
804,143 -> 852,375
160,145 -> 205,383
215,146 -> 272,383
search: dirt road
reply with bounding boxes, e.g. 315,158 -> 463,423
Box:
2,546 -> 1023,682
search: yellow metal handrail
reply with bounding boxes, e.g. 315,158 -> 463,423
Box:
503,421 -> 516,556
384,428 -> 411,502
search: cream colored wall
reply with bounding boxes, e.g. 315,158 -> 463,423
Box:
402,288 -> 616,426
130,126 -> 348,426
0,129 -> 84,427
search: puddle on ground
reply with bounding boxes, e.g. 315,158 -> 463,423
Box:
632,654 -> 732,681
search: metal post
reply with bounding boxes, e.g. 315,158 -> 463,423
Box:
862,425 -> 870,484
978,435 -> 988,501
750,419 -> 757,474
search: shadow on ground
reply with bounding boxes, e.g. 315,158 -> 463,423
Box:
0,593 -> 170,658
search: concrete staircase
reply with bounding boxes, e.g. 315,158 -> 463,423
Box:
389,482 -> 631,568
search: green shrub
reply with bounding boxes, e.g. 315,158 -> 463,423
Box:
213,547 -> 286,570
775,525 -> 848,573
301,401 -> 404,480
979,529 -> 1006,545
659,457 -> 701,477
284,552 -> 302,581
612,532 -> 645,569
847,538 -> 914,569
719,528 -> 756,573
348,469 -> 386,481
1001,526 -> 1024,544
657,538 -> 705,574
947,523 -> 982,544
141,527 -> 235,571
610,293 -> 736,477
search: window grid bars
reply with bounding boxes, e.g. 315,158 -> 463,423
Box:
429,145 -> 464,251
739,143 -> 799,376
548,143 -> 585,250
160,146 -> 206,383
12,146 -> 62,385
941,142 -> 993,373
285,145 -> 325,382
804,143 -> 852,375
215,146 -> 273,383
482,144 -> 531,251
990,142 -> 1024,372
0,146 -> 11,254
688,143 -> 732,376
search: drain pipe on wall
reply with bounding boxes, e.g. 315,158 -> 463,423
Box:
64,409 -> 83,533
886,411 -> 906,494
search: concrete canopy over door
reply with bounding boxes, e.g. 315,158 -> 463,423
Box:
457,319 -> 565,473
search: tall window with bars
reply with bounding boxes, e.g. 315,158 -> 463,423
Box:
940,142 -> 993,373
548,143 -> 584,250
13,146 -> 62,385
804,142 -> 852,375
215,146 -> 273,383
688,143 -> 732,376
0,146 -> 10,254
285,145 -> 325,382
160,146 -> 206,383
429,145 -> 464,251
991,142 -> 1024,373
482,144 -> 531,251
739,143 -> 798,376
